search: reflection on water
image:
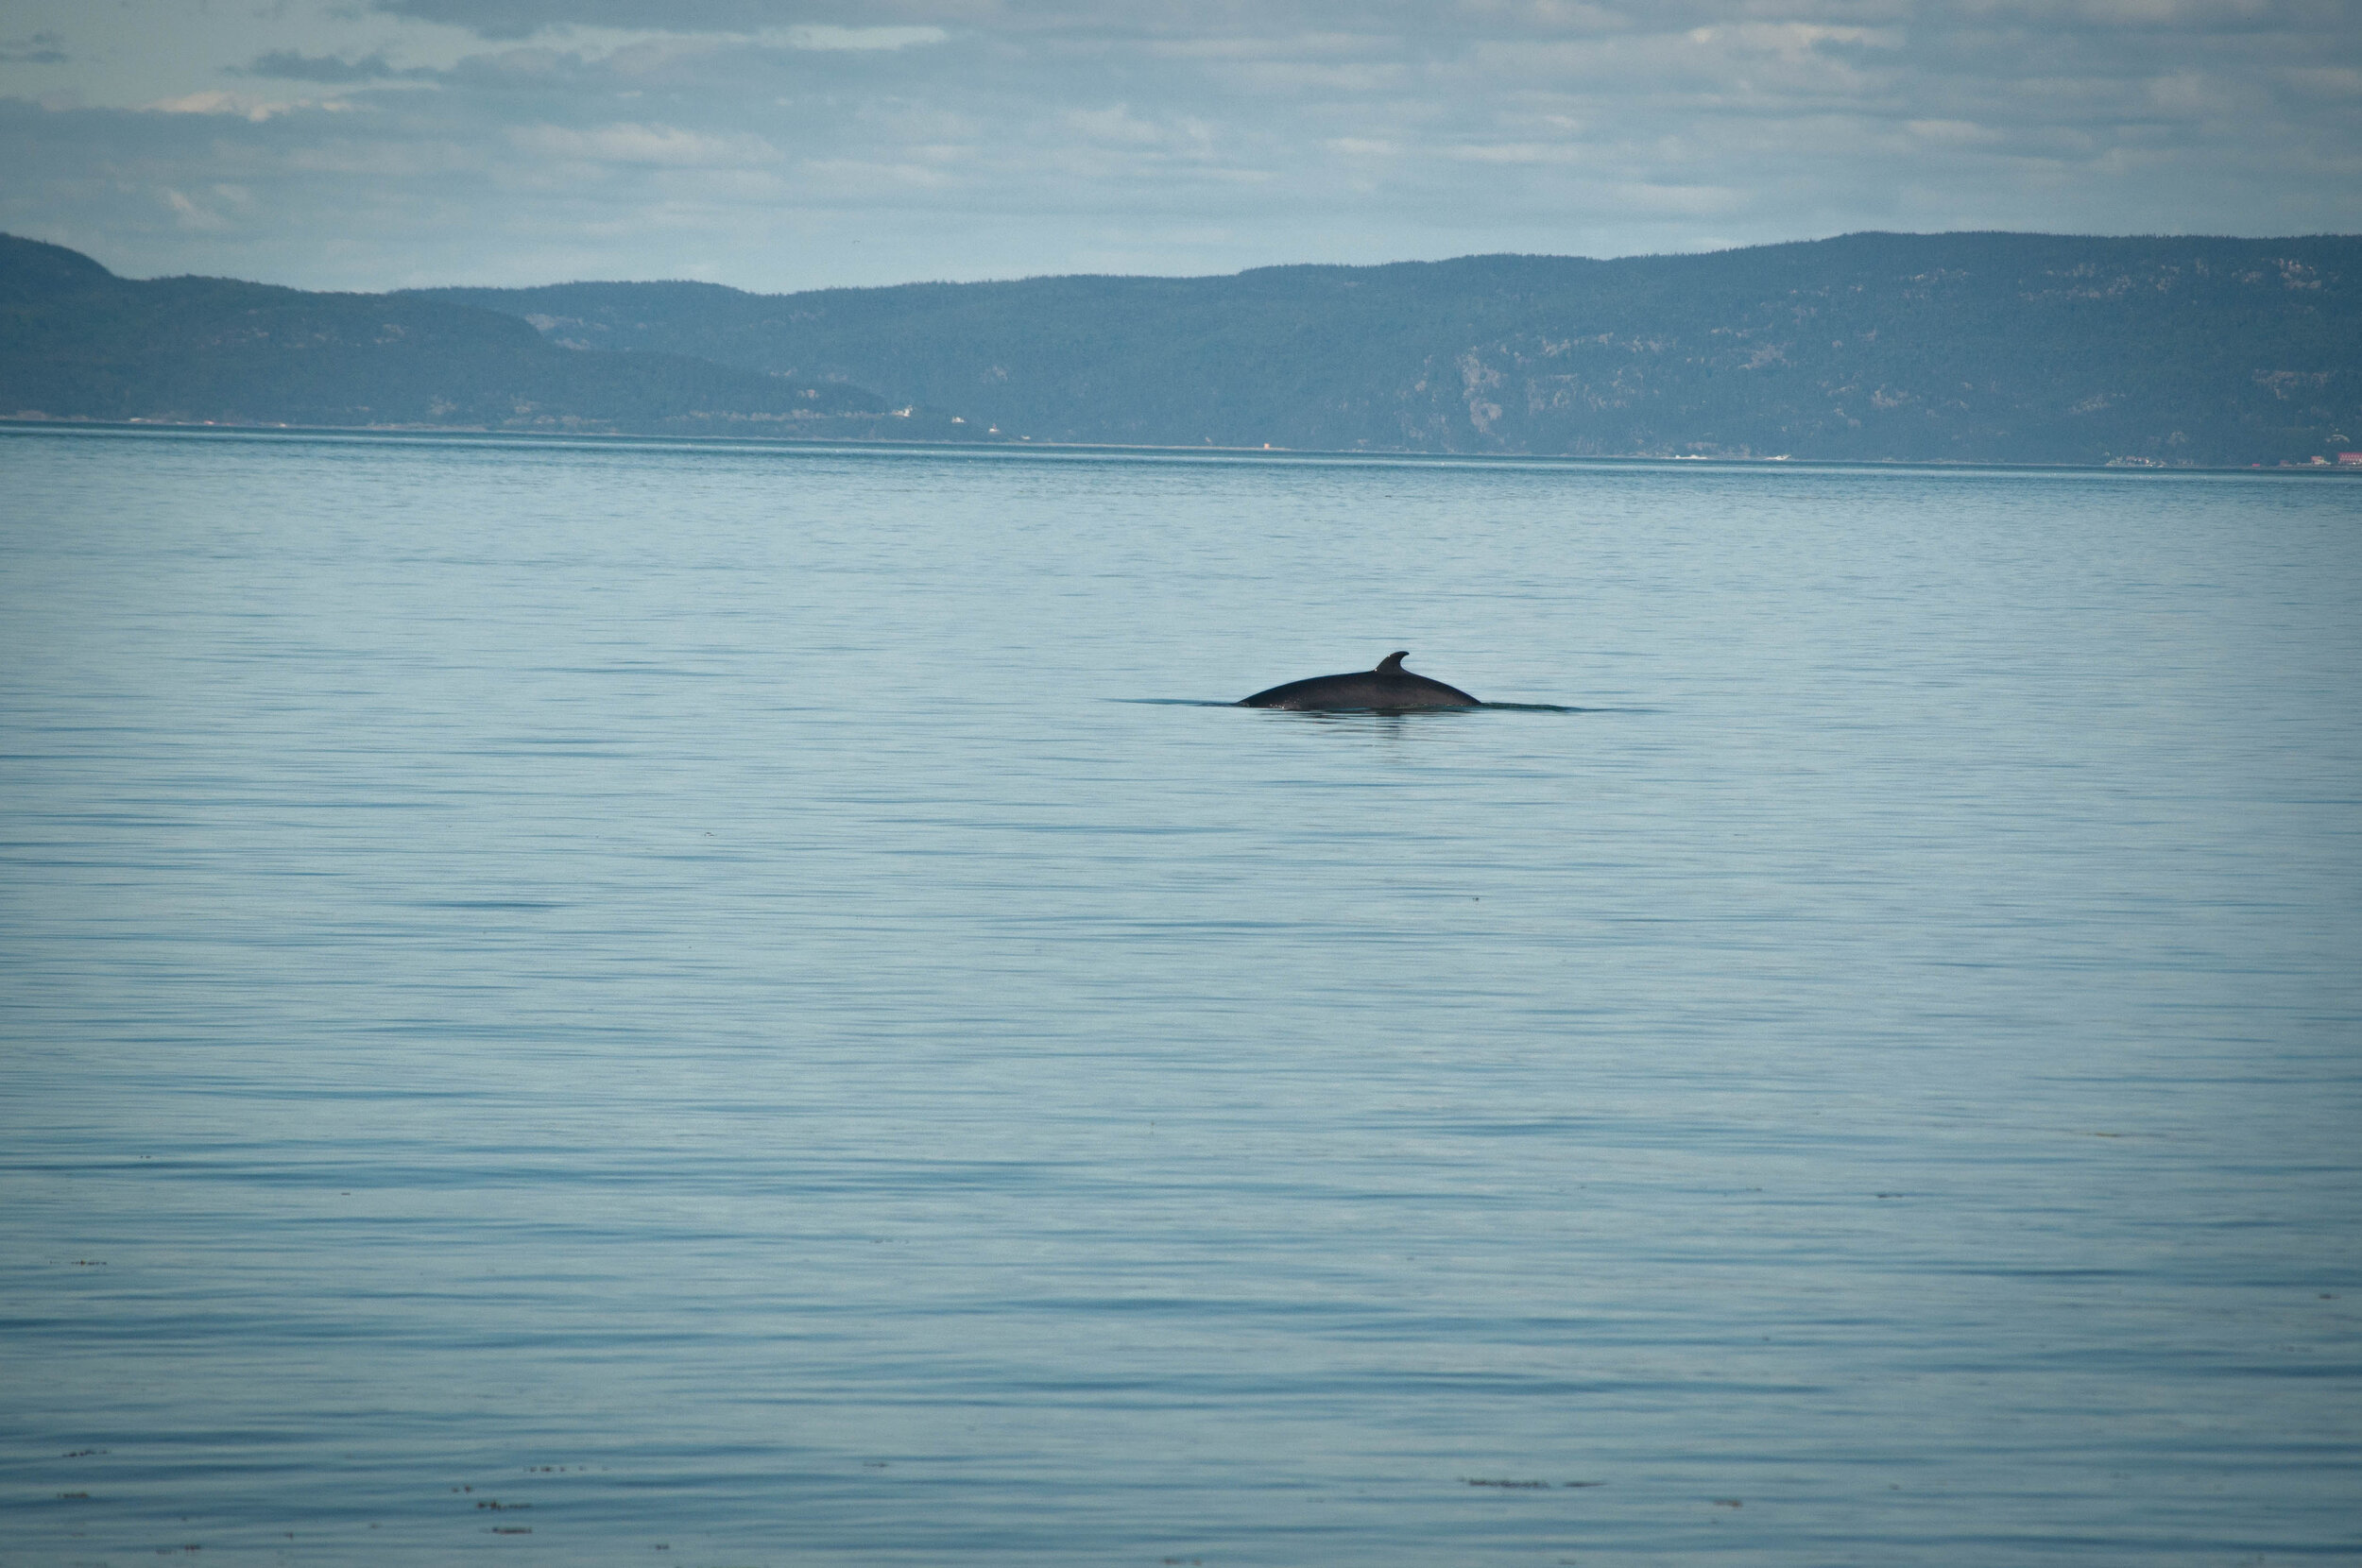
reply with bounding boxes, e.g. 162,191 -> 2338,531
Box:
1,427 -> 2357,1566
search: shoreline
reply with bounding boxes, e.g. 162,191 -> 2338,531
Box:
7,416 -> 2357,477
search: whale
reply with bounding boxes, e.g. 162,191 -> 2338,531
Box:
1239,651 -> 1481,710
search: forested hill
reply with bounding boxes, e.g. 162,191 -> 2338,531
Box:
6,230 -> 2356,463
0,233 -> 940,439
419,232 -> 2362,467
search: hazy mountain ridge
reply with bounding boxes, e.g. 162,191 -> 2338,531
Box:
5,230 -> 2356,464
419,232 -> 2362,466
0,234 -> 944,439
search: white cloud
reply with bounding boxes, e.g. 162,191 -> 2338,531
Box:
1605,179 -> 1746,215
1454,0 -> 1632,31
764,26 -> 948,52
1218,60 -> 1409,92
796,157 -> 956,192
1449,142 -> 1584,162
1906,117 -> 2004,144
2146,68 -> 2242,113
507,121 -> 778,166
2,0 -> 2353,291
1959,0 -> 2276,26
145,89 -> 351,121
2283,65 -> 2362,100
1058,106 -> 1223,158
158,184 -> 262,228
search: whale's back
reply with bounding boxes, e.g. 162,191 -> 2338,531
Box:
1240,652 -> 1481,710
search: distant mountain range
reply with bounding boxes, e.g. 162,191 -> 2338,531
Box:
0,234 -> 954,440
8,230 -> 2359,466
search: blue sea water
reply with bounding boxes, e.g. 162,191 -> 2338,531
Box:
1,426 -> 2357,1566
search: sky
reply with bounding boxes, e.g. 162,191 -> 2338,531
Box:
1,0 -> 2356,293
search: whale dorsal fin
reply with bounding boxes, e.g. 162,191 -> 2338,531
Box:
1376,651 -> 1409,673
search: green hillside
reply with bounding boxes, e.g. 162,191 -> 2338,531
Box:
0,234 -> 942,439
419,232 -> 2362,466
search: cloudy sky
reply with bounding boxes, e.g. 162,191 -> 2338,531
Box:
1,0 -> 2355,292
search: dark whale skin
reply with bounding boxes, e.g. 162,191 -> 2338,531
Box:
1239,651 -> 1481,710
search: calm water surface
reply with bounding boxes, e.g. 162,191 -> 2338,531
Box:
2,428 -> 2358,1565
